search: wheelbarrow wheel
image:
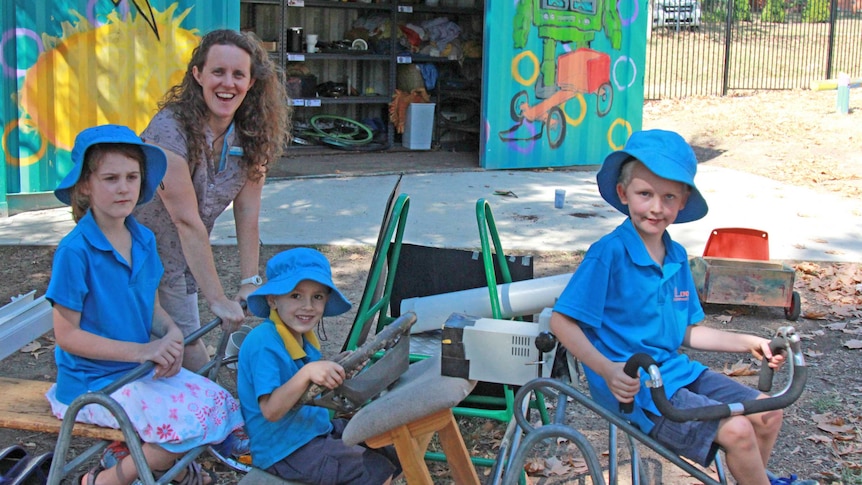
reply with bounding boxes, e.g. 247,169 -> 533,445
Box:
547,106 -> 566,149
784,291 -> 801,321
510,91 -> 529,122
596,83 -> 613,117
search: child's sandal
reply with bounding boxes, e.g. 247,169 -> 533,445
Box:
80,464 -> 104,485
167,461 -> 216,485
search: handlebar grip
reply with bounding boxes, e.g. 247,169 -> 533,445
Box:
758,336 -> 787,392
620,337 -> 806,423
619,353 -> 652,414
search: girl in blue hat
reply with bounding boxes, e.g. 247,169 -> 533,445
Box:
46,125 -> 243,485
549,130 -> 809,485
237,248 -> 400,485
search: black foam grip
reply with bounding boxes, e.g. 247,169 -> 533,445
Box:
619,353 -> 653,414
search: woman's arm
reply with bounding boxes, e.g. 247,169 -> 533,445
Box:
156,149 -> 245,328
232,174 -> 264,302
53,304 -> 183,370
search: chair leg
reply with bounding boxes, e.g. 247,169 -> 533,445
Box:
388,425 -> 434,485
365,409 -> 480,485
436,413 -> 480,485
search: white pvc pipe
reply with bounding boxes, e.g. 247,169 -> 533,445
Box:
400,273 -> 573,333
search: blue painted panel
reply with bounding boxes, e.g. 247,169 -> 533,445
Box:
481,0 -> 646,169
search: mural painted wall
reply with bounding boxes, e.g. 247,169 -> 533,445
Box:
1,0 -> 238,207
481,0 -> 646,169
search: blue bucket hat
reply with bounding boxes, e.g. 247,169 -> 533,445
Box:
54,125 -> 167,206
247,248 -> 352,318
596,129 -> 708,223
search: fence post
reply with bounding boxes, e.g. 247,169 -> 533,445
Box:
722,0 -> 735,95
825,0 -> 839,80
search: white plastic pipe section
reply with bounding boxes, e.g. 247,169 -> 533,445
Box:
400,273 -> 573,333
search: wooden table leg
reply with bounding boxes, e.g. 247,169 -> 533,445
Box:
365,409 -> 480,485
437,413 -> 480,485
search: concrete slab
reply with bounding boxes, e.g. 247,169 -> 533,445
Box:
1,165 -> 860,263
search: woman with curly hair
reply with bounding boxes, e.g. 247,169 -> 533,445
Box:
134,29 -> 291,371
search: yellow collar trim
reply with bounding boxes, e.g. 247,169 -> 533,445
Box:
270,309 -> 320,359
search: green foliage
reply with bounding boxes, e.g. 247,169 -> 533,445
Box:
802,0 -> 830,22
841,468 -> 862,485
810,392 -> 841,413
734,0 -> 752,21
761,0 -> 787,22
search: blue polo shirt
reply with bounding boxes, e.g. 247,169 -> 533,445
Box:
554,218 -> 706,433
46,212 -> 163,404
237,321 -> 333,470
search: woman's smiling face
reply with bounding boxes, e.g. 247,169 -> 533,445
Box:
193,43 -> 255,124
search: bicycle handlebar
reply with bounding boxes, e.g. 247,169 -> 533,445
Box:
619,326 -> 807,421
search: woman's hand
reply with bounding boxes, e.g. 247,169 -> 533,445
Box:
210,297 -> 246,333
235,284 -> 257,305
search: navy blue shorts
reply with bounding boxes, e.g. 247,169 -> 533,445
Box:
646,370 -> 762,467
267,418 -> 401,485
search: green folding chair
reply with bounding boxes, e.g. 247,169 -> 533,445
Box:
342,191 -> 410,352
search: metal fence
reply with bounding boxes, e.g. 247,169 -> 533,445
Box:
645,0 -> 862,99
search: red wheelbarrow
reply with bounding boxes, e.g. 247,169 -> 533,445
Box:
502,48 -> 613,149
689,228 -> 801,321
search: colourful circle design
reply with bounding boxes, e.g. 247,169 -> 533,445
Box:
512,51 -> 540,87
618,0 -> 640,27
3,118 -> 47,167
511,122 -> 539,155
612,56 -> 637,91
607,118 -> 633,151
1,28 -> 44,78
562,94 -> 587,127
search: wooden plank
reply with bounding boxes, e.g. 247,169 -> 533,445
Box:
0,377 -> 124,441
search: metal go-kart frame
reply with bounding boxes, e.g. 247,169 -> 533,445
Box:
489,326 -> 808,485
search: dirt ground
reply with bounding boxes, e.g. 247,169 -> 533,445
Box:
1,88 -> 861,484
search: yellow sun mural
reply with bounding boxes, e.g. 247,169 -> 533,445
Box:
19,4 -> 198,152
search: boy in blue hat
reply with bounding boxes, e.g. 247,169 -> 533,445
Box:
237,248 -> 400,485
550,130 -> 812,485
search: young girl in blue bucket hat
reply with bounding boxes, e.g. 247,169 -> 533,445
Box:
46,125 -> 243,485
237,248 -> 400,484
549,130 -> 815,485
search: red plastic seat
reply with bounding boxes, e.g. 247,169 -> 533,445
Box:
702,228 -> 770,261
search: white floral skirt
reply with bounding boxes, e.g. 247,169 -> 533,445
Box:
46,368 -> 243,454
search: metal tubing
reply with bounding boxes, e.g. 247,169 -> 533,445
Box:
510,378 -> 726,485
48,314 -> 226,484
502,424 -> 606,485
625,330 -> 807,422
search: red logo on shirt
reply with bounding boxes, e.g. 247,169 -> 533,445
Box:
674,288 -> 689,302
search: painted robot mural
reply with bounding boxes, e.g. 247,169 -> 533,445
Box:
482,0 -> 645,169
1,0 -> 234,197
